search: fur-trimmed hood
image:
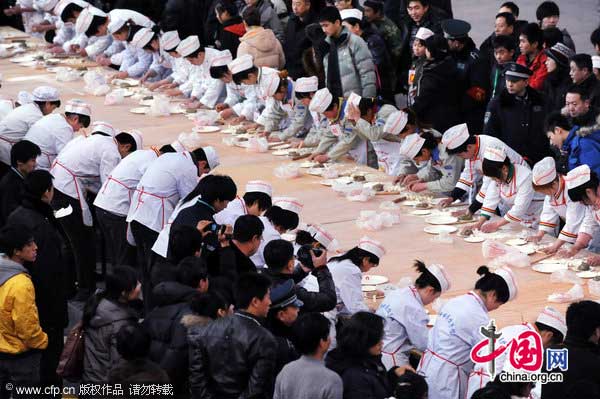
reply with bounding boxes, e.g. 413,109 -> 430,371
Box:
181,314 -> 212,329
575,114 -> 600,138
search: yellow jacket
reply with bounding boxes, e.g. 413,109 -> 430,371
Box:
0,257 -> 47,354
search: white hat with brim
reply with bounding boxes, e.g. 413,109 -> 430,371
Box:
383,110 -> 408,135
309,87 -> 333,113
65,99 -> 91,116
442,123 -> 470,150
358,236 -> 385,259
273,197 -> 303,215
245,180 -> 273,197
32,86 -> 60,102
399,133 -> 426,159
203,146 -> 219,170
426,263 -> 451,293
90,121 -> 115,137
228,54 -> 254,74
532,157 -> 557,186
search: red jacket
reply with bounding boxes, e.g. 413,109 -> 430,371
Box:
517,51 -> 548,91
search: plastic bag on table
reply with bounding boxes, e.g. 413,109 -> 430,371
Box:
246,136 -> 269,153
547,284 -> 584,303
430,232 -> 454,245
178,132 -> 203,150
550,269 -> 584,285
84,71 -> 109,95
148,95 -> 171,117
274,163 -> 301,179
193,110 -> 219,127
356,211 -> 384,231
483,240 -> 530,268
379,201 -> 400,211
346,188 -> 376,202
321,167 -> 339,179
55,67 -> 81,82
589,279 -> 600,297
332,181 -> 363,197
104,89 -> 125,105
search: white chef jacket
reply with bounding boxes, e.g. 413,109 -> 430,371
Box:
189,49 -> 220,100
85,34 -> 113,59
538,175 -> 587,244
0,100 -> 13,122
171,56 -> 191,85
148,51 -> 171,82
126,151 -> 198,233
328,258 -> 369,316
199,78 -> 226,109
250,215 -> 281,268
51,134 -> 122,226
53,19 -> 76,46
17,0 -> 45,36
377,285 -> 430,369
417,291 -> 489,399
0,103 -> 43,165
151,193 -> 201,257
179,64 -> 203,98
579,206 -> 600,237
121,47 -> 153,78
480,163 -> 545,229
62,31 -> 87,53
94,148 -> 159,217
354,105 -> 399,174
214,196 -> 247,226
24,113 -> 74,171
87,9 -> 153,59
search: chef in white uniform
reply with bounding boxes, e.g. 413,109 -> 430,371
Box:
50,0 -> 88,52
296,224 -> 338,291
465,146 -> 544,233
25,98 -> 91,171
214,180 -> 273,226
255,73 -> 293,133
438,123 -> 525,215
212,55 -> 260,121
377,261 -> 451,369
251,196 -> 303,268
147,32 -> 193,92
141,30 -> 178,84
0,86 -> 60,175
527,157 -> 587,254
108,25 -> 155,80
169,36 -> 206,99
466,306 -> 567,399
8,0 -> 46,37
58,0 -> 90,54
194,49 -> 228,109
417,266 -> 518,399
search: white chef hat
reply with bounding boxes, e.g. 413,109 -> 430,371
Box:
340,8 -> 363,20
76,6 -> 106,35
536,306 -> 567,337
261,72 -> 282,97
483,145 -> 506,162
309,87 -> 333,113
307,224 -> 335,250
565,164 -> 591,190
494,266 -> 518,302
442,123 -> 470,150
358,236 -> 385,259
228,54 -> 254,74
107,17 -> 127,34
399,133 -> 426,159
38,0 -> 60,11
532,157 -> 557,186
211,49 -> 233,67
593,55 -> 600,69
383,110 -> 408,135
54,0 -> 88,17
202,146 -> 219,170
426,263 -> 451,293
90,121 -> 115,137
273,197 -> 303,215
125,129 -> 143,150
416,27 -> 434,41
245,180 -> 273,197
32,86 -> 60,102
295,76 -> 318,93
160,30 -> 181,51
176,35 -> 201,57
131,27 -> 154,49
65,99 -> 91,116
171,139 -> 186,152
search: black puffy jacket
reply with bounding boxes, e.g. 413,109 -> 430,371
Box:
188,311 -> 277,399
142,282 -> 196,395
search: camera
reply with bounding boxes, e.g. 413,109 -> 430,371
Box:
203,222 -> 223,234
297,245 -> 323,269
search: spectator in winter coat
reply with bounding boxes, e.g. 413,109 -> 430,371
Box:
565,85 -> 599,129
214,1 -> 246,57
238,6 -> 285,69
535,1 -> 575,51
516,23 -> 548,91
243,0 -> 284,43
543,42 -> 574,112
570,54 -> 600,110
284,0 -> 318,79
488,35 -> 516,101
161,0 -> 204,38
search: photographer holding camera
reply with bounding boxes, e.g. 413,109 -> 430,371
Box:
262,239 -> 337,313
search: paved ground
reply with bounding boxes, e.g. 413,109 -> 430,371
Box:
452,0 -> 599,54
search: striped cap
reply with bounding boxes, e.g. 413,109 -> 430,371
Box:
399,133 -> 426,159
65,99 -> 91,116
273,197 -> 303,215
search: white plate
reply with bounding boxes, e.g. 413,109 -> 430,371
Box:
518,246 -> 536,255
464,236 -> 486,243
320,180 -> 334,186
139,99 -> 153,106
281,233 -> 296,242
424,225 -> 458,235
300,161 -> 319,168
361,275 -> 389,285
427,315 -> 438,327
122,90 -> 134,97
272,149 -> 291,156
335,176 -> 354,185
130,107 -> 148,114
271,143 -> 291,150
194,126 -> 220,133
362,285 -> 378,292
539,258 -> 567,265
532,263 -> 568,274
402,200 -> 420,206
576,271 -> 600,279
425,215 -> 458,225
411,210 -> 431,216
307,168 -> 323,176
506,238 -> 528,246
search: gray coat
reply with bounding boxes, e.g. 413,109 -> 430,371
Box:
82,298 -> 139,382
323,27 -> 377,98
254,0 -> 284,44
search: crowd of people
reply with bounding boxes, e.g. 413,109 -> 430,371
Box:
1,0 -> 600,398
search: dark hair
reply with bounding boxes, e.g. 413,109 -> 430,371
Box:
474,266 -> 510,303
566,84 -> 591,101
292,312 -> 330,355
85,14 -> 108,37
65,112 -> 91,128
330,247 -> 380,267
543,27 -> 563,48
295,229 -> 318,246
415,131 -> 437,157
492,34 -> 516,52
358,97 -> 384,118
143,33 -> 159,51
60,3 -> 84,22
264,239 -> 294,271
177,256 -> 208,287
190,290 -> 230,319
243,191 -> 272,212
34,100 -> 61,109
364,0 -> 383,13
536,1 -> 560,21
168,224 -> 203,263
216,0 -> 239,16
318,6 -> 342,24
233,214 -> 265,242
446,134 -> 476,155
534,321 -> 564,345
325,96 -> 337,112
295,91 -> 312,100
234,272 -> 272,309
115,324 -> 150,360
393,371 -> 428,399
408,0 -> 429,6
232,66 -> 258,85
482,156 -> 510,180
182,174 -> 237,204
159,144 -> 176,154
23,170 -> 53,199
500,1 -> 519,17
0,224 -> 34,257
495,12 -> 515,27
413,260 -> 442,292
113,20 -> 133,37
264,206 -> 299,231
566,300 -> 600,340
10,139 -> 40,167
565,381 -> 600,399
342,17 -> 361,27
591,27 -> 600,47
242,6 -> 261,27
471,385 -> 511,399
545,111 -> 571,132
520,23 -> 543,49
568,170 -> 599,202
338,311 -> 384,357
210,65 -> 230,79
186,46 -> 205,59
115,132 -> 137,153
571,53 -> 593,72
424,34 -> 449,61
